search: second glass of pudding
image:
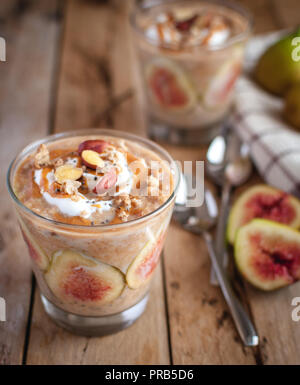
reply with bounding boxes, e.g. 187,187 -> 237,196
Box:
7,129 -> 179,336
131,0 -> 252,144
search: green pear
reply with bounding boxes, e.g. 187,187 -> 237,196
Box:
284,83 -> 300,130
254,28 -> 300,95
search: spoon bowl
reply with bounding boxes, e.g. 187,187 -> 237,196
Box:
206,130 -> 252,186
174,174 -> 218,234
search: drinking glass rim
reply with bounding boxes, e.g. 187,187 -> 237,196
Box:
130,0 -> 253,51
7,128 -> 180,231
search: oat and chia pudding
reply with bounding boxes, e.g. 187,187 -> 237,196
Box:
8,130 -> 178,333
131,0 -> 251,143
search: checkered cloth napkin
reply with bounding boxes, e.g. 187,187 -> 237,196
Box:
231,31 -> 300,198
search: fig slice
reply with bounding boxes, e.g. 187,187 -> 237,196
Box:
126,225 -> 167,289
234,219 -> 300,291
145,58 -> 196,113
45,250 -> 125,306
93,168 -> 117,195
18,216 -> 49,271
54,164 -> 83,184
227,184 -> 300,244
202,48 -> 243,109
78,139 -> 109,155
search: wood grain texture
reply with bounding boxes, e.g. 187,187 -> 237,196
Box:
272,0 -> 300,29
232,0 -> 300,365
162,0 -> 299,365
235,0 -> 278,33
162,147 -> 256,364
26,0 -> 170,365
2,0 -> 300,365
110,0 -> 147,136
0,0 -> 61,364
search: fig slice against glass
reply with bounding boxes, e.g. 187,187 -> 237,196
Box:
227,184 -> 300,244
18,216 -> 49,271
45,250 -> 125,306
145,58 -> 197,113
126,224 -> 167,289
202,48 -> 243,109
234,219 -> 300,291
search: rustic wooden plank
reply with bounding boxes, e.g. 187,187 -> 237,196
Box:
233,0 -> 300,364
0,0 -> 61,364
164,0 -> 300,365
54,0 -> 116,131
245,284 -> 300,364
158,0 -> 276,363
26,0 -> 170,364
110,0 -> 147,136
272,0 -> 300,29
235,0 -> 278,33
162,146 -> 256,364
229,179 -> 300,365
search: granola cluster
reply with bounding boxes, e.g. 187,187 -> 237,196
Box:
145,9 -> 232,48
113,194 -> 144,222
62,180 -> 81,197
34,144 -> 51,169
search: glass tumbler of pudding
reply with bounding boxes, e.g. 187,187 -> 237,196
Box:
7,129 -> 179,336
131,0 -> 252,144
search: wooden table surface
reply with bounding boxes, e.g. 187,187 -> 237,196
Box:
1,0 -> 300,365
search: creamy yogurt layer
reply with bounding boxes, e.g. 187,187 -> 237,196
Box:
33,148 -> 133,221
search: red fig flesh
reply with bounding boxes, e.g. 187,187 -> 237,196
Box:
202,48 -> 243,109
126,228 -> 166,289
45,250 -> 125,306
63,266 -> 111,302
136,232 -> 165,280
18,217 -> 49,270
149,68 -> 188,108
146,59 -> 196,112
227,185 -> 300,244
235,219 -> 300,291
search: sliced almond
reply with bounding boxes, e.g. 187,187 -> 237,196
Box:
54,165 -> 83,184
81,150 -> 105,169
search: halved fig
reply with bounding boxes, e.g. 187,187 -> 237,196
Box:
234,219 -> 300,291
202,49 -> 243,109
93,168 -> 117,195
78,139 -> 109,155
227,184 -> 300,244
45,250 -> 125,306
81,150 -> 105,169
145,58 -> 196,113
126,227 -> 166,289
54,165 -> 83,184
18,217 -> 49,270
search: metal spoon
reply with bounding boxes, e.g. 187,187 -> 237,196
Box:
173,175 -> 259,346
206,131 -> 252,285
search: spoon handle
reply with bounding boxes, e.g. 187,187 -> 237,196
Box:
210,178 -> 231,286
204,231 -> 259,346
